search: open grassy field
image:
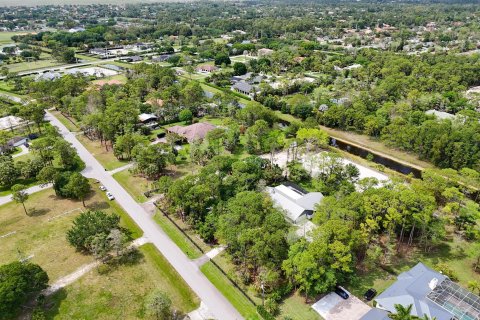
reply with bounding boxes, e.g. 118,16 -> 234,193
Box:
77,134 -> 129,170
0,184 -> 141,282
0,31 -> 36,45
112,169 -> 150,203
45,243 -> 199,319
200,261 -> 260,320
6,57 -> 62,73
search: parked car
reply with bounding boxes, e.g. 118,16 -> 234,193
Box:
106,192 -> 115,200
334,286 -> 349,300
364,288 -> 377,301
99,185 -> 106,191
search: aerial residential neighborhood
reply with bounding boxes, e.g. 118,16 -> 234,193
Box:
0,1 -> 479,320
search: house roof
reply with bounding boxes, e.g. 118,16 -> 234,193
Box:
359,308 -> 390,320
35,71 -> 61,81
166,122 -> 216,141
94,79 -> 122,87
138,113 -> 158,123
232,81 -> 253,93
196,65 -> 217,72
267,183 -> 323,223
426,110 -> 456,120
145,98 -> 164,107
375,263 -> 453,320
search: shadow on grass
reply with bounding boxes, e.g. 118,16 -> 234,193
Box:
97,248 -> 144,275
28,207 -> 50,217
43,288 -> 68,319
87,201 -> 110,211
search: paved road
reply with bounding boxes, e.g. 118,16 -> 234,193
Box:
45,111 -> 242,320
0,183 -> 52,206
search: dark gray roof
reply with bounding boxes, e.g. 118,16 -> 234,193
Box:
232,81 -> 253,93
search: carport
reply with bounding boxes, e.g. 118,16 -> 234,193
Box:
312,292 -> 371,320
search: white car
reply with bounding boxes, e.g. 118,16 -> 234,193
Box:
99,185 -> 106,191
106,192 -> 115,200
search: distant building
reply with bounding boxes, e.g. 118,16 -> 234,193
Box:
257,48 -> 274,57
120,56 -> 143,63
89,48 -> 114,58
166,122 -> 216,142
374,262 -> 480,320
152,54 -> 174,62
196,65 -> 218,73
68,27 -> 85,33
232,81 -> 255,97
425,110 -> 456,120
35,71 -> 61,81
267,183 -> 324,224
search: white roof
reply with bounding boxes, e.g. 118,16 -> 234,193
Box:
426,109 -> 455,120
138,113 -> 158,122
0,115 -> 24,130
267,184 -> 323,223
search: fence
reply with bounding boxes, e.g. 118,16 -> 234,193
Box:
153,202 -> 257,307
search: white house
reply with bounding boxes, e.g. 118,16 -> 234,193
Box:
267,183 -> 323,224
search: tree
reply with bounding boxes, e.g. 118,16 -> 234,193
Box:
0,155 -> 18,188
132,144 -> 174,179
19,103 -> 46,134
66,210 -> 121,252
296,128 -> 329,152
54,139 -> 77,170
214,53 -> 231,66
178,109 -> 193,124
145,290 -> 174,320
233,62 -> 247,76
11,184 -> 29,215
0,261 -> 49,320
62,172 -> 91,206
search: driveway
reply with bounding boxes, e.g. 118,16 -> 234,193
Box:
312,292 -> 371,320
46,111 -> 243,320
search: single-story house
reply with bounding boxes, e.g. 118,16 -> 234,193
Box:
425,110 -> 456,121
68,27 -> 85,33
152,54 -> 174,62
232,81 -> 255,97
374,262 -> 480,320
89,48 -> 114,58
196,65 -> 218,73
258,48 -> 274,56
138,113 -> 158,124
35,71 -> 61,81
120,56 -> 143,63
166,122 -> 216,142
267,183 -> 324,224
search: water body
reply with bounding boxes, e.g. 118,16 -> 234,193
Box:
330,138 -> 423,178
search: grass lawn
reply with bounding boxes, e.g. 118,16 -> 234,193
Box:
77,134 -> 129,170
91,74 -> 127,85
0,31 -> 36,44
200,261 -> 260,320
279,293 -> 321,320
45,243 -> 200,319
50,111 -> 80,132
153,213 -> 204,259
0,184 -> 140,282
6,58 -> 63,73
112,169 -> 150,203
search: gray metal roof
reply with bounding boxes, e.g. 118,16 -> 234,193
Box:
375,263 -> 454,320
232,81 -> 253,93
359,308 -> 390,320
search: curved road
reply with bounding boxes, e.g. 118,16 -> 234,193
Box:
45,111 -> 243,320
